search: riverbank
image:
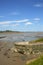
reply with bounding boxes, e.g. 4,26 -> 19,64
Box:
26,55 -> 43,65
29,38 -> 43,43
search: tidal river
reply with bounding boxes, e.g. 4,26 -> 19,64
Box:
0,32 -> 43,42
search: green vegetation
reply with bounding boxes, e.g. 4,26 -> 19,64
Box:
0,30 -> 13,33
27,56 -> 43,65
29,38 -> 43,43
0,30 -> 20,33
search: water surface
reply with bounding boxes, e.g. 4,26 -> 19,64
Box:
0,32 -> 43,42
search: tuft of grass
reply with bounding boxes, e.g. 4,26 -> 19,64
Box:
29,38 -> 43,43
27,56 -> 43,65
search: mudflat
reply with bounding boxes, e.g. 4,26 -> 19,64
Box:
0,41 -> 26,65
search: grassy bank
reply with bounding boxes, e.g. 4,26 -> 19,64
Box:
29,38 -> 43,43
26,55 -> 43,65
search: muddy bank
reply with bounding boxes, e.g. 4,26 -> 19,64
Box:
0,40 -> 43,65
0,41 -> 26,65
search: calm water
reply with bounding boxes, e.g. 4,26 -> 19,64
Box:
0,32 -> 43,42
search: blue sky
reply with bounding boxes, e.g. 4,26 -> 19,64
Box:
0,0 -> 43,31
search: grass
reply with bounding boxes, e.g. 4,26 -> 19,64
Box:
29,38 -> 43,43
26,56 -> 43,65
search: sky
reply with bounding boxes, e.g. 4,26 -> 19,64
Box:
0,0 -> 43,32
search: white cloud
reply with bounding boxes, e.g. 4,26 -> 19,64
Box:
0,22 -> 10,25
0,19 -> 29,26
0,20 -> 19,27
15,19 -> 29,22
2,24 -> 19,27
33,18 -> 40,21
3,19 -> 29,23
34,4 -> 43,7
25,22 -> 32,25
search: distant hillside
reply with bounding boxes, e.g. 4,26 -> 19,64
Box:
0,30 -> 21,33
27,56 -> 43,65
